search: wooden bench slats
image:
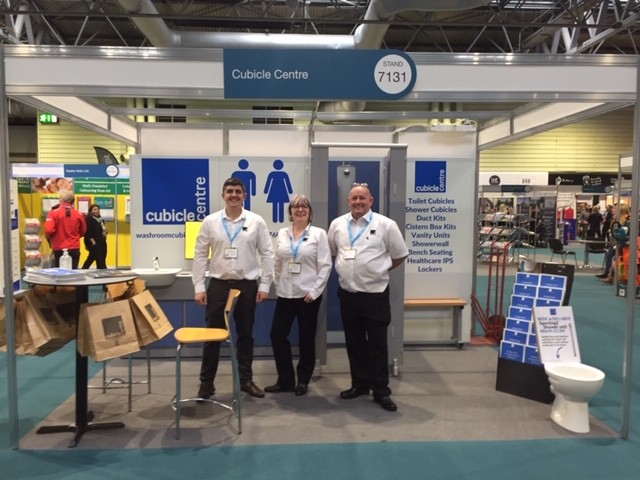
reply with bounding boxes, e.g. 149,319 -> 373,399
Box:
404,298 -> 466,309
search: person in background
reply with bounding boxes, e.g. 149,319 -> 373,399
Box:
265,195 -> 331,396
44,192 -> 86,269
192,177 -> 274,400
82,203 -> 108,269
579,204 -> 591,239
597,205 -> 630,283
327,183 -> 409,412
602,204 -> 614,241
586,205 -> 602,239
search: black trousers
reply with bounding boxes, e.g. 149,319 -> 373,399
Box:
81,243 -> 107,269
53,248 -> 81,269
199,278 -> 258,385
270,295 -> 322,387
338,287 -> 391,398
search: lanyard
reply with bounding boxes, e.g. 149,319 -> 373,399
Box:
289,226 -> 309,260
222,217 -> 246,245
348,212 -> 373,247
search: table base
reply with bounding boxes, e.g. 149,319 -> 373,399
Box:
36,412 -> 125,448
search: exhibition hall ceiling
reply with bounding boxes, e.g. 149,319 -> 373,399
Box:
2,0 -> 639,129
2,1 -> 639,54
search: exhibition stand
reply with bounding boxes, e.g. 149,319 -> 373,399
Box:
2,47 -> 640,448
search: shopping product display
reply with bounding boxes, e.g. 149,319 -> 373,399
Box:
23,218 -> 44,268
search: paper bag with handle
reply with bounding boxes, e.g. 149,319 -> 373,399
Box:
0,297 -> 34,354
129,289 -> 173,346
9,297 -> 38,355
81,299 -> 140,361
22,290 -> 74,356
0,297 -> 8,349
105,279 -> 147,301
31,285 -> 78,342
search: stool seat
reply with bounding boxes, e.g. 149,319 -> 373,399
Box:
174,327 -> 228,344
172,288 -> 242,439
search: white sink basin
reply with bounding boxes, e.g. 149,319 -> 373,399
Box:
132,268 -> 182,287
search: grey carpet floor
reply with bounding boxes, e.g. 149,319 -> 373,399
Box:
19,345 -> 615,450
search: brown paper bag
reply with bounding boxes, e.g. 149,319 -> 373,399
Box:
22,290 -> 73,355
2,295 -> 63,356
0,298 -> 23,352
12,297 -> 37,355
31,285 -> 78,338
77,303 -> 92,358
106,279 -> 147,301
129,289 -> 174,346
82,299 -> 140,361
0,298 -> 8,349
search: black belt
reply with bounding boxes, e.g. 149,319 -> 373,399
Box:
211,277 -> 255,284
339,286 -> 388,295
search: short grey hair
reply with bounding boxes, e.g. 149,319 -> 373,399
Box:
288,194 -> 313,223
60,192 -> 75,204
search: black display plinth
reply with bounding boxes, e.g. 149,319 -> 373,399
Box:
495,357 -> 554,404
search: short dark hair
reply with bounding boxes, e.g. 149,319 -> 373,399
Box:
222,177 -> 246,193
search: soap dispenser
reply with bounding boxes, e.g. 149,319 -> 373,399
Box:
60,249 -> 72,269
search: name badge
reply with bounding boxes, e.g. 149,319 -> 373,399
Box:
224,247 -> 238,259
343,248 -> 357,260
288,262 -> 302,274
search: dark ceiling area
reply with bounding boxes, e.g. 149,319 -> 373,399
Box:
1,1 -> 639,55
2,1 -> 639,129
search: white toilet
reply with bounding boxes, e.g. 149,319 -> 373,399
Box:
544,361 -> 605,433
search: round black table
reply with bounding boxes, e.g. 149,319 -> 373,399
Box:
23,272 -> 138,448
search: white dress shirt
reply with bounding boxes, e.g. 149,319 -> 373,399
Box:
328,210 -> 409,293
274,225 -> 332,300
192,208 -> 274,294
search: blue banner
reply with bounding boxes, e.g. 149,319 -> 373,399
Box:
63,164 -> 120,178
141,158 -> 210,225
223,49 -> 416,100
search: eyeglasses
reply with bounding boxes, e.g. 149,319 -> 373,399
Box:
291,204 -> 309,209
352,182 -> 369,187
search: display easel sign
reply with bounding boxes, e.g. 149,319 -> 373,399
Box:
532,306 -> 581,363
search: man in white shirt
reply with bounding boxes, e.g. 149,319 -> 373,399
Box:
327,183 -> 409,412
192,177 -> 274,399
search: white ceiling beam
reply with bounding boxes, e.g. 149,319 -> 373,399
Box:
478,101 -> 631,149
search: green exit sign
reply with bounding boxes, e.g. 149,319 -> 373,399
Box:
38,113 -> 58,124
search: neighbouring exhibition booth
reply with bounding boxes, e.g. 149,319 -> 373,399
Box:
2,46 -> 640,447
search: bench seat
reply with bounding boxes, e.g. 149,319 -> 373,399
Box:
404,297 -> 466,348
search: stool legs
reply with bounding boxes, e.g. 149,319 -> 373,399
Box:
89,351 -> 152,413
229,342 -> 242,434
175,344 -> 183,439
173,343 -> 242,439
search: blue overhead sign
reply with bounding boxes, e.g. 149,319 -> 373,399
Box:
223,49 -> 416,100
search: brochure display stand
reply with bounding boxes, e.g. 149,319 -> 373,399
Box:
495,263 -> 574,403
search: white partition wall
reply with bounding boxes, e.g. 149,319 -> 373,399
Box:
401,131 -> 477,342
140,126 -> 225,156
